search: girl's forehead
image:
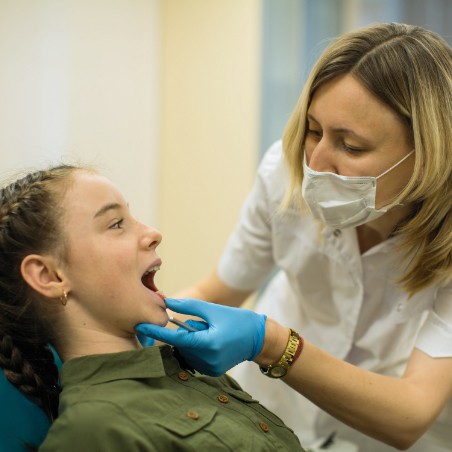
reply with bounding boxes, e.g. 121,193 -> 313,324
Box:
69,170 -> 116,193
64,171 -> 125,213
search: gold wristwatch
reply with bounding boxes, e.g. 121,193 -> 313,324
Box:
259,329 -> 300,378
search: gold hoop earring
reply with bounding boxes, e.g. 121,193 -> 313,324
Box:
60,290 -> 68,306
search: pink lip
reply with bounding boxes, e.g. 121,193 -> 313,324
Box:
150,258 -> 162,269
156,291 -> 166,301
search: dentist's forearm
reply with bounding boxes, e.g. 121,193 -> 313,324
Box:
174,270 -> 251,307
255,320 -> 450,449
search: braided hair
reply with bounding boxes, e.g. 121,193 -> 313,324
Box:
0,165 -> 78,420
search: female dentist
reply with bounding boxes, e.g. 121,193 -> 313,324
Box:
136,22 -> 452,452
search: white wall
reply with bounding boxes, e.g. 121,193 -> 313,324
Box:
0,0 -> 161,225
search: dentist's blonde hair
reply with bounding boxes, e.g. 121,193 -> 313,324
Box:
283,22 -> 451,295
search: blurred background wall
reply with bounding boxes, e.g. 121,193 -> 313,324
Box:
0,0 -> 450,295
158,0 -> 261,293
0,0 -> 160,225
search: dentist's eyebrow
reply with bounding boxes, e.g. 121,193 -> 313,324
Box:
93,202 -> 124,219
307,112 -> 370,143
306,113 -> 319,124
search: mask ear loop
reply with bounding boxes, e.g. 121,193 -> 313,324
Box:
375,150 -> 415,209
375,150 -> 415,180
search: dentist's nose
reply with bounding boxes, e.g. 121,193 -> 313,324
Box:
307,142 -> 337,174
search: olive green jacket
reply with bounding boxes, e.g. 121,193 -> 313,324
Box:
39,346 -> 305,451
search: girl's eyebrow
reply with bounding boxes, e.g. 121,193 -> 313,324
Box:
93,202 -> 121,219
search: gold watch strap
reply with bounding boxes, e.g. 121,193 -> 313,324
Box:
259,329 -> 300,378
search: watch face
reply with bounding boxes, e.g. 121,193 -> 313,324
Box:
270,366 -> 287,378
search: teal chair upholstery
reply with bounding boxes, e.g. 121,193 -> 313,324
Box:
0,371 -> 50,451
0,347 -> 62,451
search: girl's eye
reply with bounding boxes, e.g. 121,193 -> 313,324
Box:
110,219 -> 124,229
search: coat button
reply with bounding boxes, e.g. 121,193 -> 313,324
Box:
333,229 -> 342,237
259,421 -> 270,432
186,410 -> 199,420
217,394 -> 229,404
178,371 -> 190,381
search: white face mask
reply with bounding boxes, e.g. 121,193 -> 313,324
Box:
301,151 -> 414,229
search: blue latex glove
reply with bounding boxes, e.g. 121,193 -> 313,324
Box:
135,297 -> 266,376
137,334 -> 155,347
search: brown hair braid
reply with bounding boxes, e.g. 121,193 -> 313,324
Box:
0,165 -> 78,420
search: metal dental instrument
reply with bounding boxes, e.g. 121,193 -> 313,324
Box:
169,316 -> 198,332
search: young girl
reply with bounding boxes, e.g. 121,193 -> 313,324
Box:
0,165 -> 304,451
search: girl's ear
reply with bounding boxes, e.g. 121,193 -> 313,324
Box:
21,254 -> 67,299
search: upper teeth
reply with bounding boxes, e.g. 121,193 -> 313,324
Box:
144,265 -> 160,275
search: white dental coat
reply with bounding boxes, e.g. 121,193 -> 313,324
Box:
219,141 -> 452,451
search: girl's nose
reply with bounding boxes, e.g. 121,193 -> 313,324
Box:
141,225 -> 162,249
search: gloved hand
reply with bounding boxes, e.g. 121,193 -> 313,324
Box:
135,297 -> 266,376
137,334 -> 155,347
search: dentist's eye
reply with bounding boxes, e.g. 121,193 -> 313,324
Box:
307,128 -> 322,139
110,219 -> 124,229
342,142 -> 364,154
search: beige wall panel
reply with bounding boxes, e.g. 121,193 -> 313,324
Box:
158,0 -> 262,295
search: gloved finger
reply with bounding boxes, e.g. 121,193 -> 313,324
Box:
135,323 -> 192,347
185,319 -> 208,331
164,297 -> 217,320
137,333 -> 155,347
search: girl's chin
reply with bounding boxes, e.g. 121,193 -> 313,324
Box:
145,310 -> 169,328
